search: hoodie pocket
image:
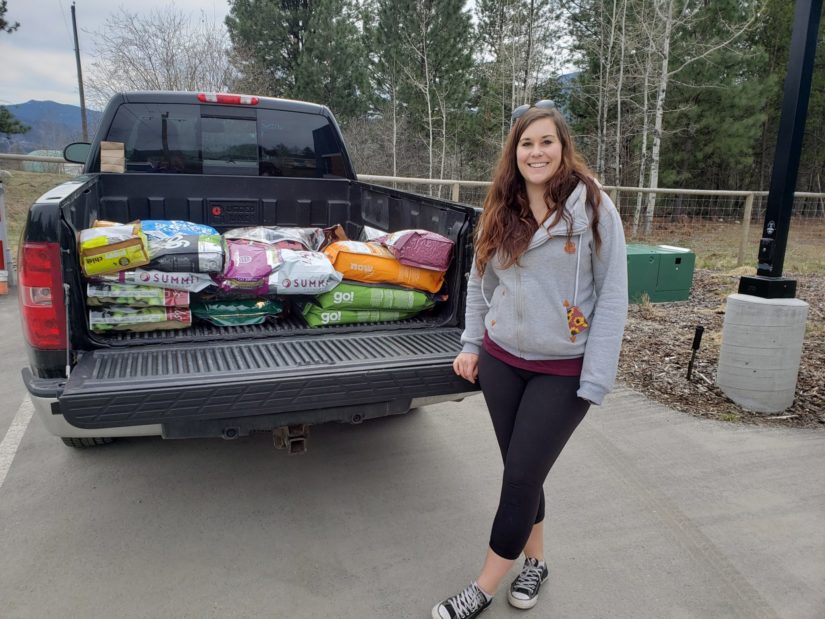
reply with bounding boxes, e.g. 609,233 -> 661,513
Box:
563,299 -> 589,343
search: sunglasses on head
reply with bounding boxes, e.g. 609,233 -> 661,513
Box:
511,99 -> 556,121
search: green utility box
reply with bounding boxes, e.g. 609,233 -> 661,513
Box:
626,244 -> 695,303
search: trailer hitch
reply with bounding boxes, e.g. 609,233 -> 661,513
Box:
273,424 -> 310,455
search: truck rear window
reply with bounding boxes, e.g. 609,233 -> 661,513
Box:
104,103 -> 348,178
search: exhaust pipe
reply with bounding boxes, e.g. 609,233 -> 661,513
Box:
273,424 -> 310,455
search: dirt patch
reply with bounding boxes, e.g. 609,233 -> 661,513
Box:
619,268 -> 825,429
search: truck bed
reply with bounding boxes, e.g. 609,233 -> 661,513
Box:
61,173 -> 475,349
42,171 -> 480,433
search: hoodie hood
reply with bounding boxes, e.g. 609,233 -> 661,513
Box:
527,182 -> 590,251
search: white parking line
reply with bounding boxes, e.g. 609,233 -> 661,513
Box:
0,397 -> 34,490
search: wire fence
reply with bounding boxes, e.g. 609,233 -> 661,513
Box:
359,176 -> 825,269
2,155 -> 822,270
0,154 -> 81,175
359,177 -> 825,227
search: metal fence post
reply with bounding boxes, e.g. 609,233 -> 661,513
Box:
451,182 -> 460,202
737,193 -> 755,266
0,180 -> 15,286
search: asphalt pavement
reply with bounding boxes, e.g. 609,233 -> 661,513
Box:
0,292 -> 823,618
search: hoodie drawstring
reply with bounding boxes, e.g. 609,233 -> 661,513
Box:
573,234 -> 582,307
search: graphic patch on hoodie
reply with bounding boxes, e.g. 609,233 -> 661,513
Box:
564,299 -> 589,342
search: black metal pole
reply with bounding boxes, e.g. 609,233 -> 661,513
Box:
686,325 -> 704,381
739,0 -> 822,299
71,2 -> 89,142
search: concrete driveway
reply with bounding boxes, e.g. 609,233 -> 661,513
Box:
0,292 -> 823,618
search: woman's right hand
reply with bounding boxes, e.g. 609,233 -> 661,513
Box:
453,352 -> 480,384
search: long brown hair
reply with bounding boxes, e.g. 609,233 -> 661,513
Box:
475,107 -> 602,275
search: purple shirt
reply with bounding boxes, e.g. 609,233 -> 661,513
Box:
483,331 -> 583,376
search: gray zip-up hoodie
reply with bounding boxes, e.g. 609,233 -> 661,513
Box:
461,182 -> 628,405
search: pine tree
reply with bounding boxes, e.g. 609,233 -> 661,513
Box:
364,0 -> 414,177
660,0 -> 767,193
748,0 -> 825,200
0,0 -> 19,34
293,0 -> 370,121
0,106 -> 29,138
226,0 -> 311,97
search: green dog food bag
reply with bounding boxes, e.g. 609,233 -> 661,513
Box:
314,282 -> 435,311
89,306 -> 192,332
191,298 -> 283,327
301,302 -> 419,327
87,283 -> 190,307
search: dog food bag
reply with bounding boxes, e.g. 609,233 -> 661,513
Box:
96,269 -> 215,293
359,224 -> 386,242
314,282 -> 435,312
191,298 -> 283,327
323,241 -> 445,293
266,249 -> 343,295
217,239 -> 282,293
301,303 -> 419,328
141,220 -> 218,239
146,234 -> 224,273
376,229 -> 455,271
89,306 -> 192,332
79,224 -> 150,277
223,225 -> 348,252
86,283 -> 189,308
223,226 -> 325,251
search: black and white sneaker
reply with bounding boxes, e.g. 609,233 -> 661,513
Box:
431,581 -> 492,619
507,557 -> 549,610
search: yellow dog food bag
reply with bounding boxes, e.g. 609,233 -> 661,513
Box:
323,241 -> 445,293
79,224 -> 150,277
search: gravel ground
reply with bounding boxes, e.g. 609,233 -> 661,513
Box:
619,268 -> 825,429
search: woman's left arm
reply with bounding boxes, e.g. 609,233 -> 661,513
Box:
577,193 -> 629,405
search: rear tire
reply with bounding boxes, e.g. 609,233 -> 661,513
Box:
61,437 -> 115,448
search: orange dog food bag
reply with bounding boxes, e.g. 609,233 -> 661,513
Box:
323,241 -> 445,293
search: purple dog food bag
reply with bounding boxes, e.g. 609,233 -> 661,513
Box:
217,239 -> 282,293
377,229 -> 455,272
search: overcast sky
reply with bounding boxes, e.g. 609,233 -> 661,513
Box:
0,0 -> 230,107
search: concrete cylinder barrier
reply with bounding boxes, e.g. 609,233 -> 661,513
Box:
717,293 -> 809,413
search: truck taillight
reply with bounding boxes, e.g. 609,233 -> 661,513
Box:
197,92 -> 259,105
18,242 -> 66,350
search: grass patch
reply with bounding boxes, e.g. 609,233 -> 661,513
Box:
1,170 -> 73,258
634,221 -> 825,274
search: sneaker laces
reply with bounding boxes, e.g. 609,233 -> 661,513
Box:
512,559 -> 544,595
446,583 -> 486,616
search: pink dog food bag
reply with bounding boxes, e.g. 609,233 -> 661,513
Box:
217,239 -> 281,293
377,229 -> 454,272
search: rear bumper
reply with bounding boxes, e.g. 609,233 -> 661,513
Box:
28,389 -> 475,440
60,361 -> 474,429
27,392 -> 163,439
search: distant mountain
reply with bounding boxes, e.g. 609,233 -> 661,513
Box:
0,100 -> 103,154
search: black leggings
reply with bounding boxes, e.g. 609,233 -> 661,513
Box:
478,348 -> 590,561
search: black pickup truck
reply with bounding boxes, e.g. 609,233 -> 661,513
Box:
18,91 -> 480,450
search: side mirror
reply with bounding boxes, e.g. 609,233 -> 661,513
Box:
63,142 -> 91,164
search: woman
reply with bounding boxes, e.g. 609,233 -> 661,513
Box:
432,103 -> 628,619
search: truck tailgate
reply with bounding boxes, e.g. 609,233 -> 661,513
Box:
59,329 -> 473,429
